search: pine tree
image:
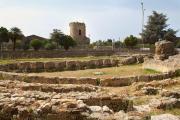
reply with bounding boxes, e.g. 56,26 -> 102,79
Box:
141,11 -> 177,44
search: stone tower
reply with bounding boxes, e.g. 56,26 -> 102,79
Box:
69,22 -> 90,46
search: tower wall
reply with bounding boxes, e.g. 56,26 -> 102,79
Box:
69,22 -> 90,45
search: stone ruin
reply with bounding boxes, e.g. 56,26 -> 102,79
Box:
143,40 -> 180,73
155,40 -> 176,60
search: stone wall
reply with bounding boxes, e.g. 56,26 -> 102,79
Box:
155,40 -> 176,60
143,54 -> 180,72
0,70 -> 177,87
100,71 -> 177,87
0,49 -> 152,59
0,50 -> 115,59
0,79 -> 133,120
0,59 -> 119,73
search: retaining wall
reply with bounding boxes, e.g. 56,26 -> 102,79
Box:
0,59 -> 119,73
0,70 -> 177,87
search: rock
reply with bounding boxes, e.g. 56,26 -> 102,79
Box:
54,61 -> 66,71
87,60 -> 96,69
18,62 -> 31,72
89,106 -> 102,112
134,55 -> 144,63
161,90 -> 180,99
155,40 -> 175,60
66,61 -> 77,70
134,105 -> 151,113
30,62 -> 44,72
111,59 -> 119,67
103,59 -> 112,67
120,56 -> 137,65
102,106 -> 112,113
149,98 -> 180,110
142,87 -> 159,95
151,114 -> 180,120
44,62 -> 55,71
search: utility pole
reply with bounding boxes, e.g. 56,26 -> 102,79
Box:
141,0 -> 145,50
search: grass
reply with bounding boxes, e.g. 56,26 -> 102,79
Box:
149,108 -> 180,116
133,96 -> 151,106
27,64 -> 160,79
0,56 -> 122,65
144,69 -> 161,74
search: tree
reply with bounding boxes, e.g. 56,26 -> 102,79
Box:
21,38 -> 30,51
59,35 -> 76,50
164,29 -> 177,42
141,11 -> 177,44
30,39 -> 43,51
44,41 -> 56,50
50,29 -> 64,48
9,27 -> 23,51
124,35 -> 138,48
114,41 -> 124,48
0,27 -> 9,51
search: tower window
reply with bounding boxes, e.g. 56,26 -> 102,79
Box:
79,30 -> 82,36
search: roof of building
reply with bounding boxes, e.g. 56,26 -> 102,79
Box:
26,35 -> 48,41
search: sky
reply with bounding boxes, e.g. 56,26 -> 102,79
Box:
0,0 -> 179,42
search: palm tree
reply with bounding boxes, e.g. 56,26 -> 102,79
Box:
9,27 -> 23,51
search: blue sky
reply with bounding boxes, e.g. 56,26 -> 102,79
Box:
0,0 -> 179,42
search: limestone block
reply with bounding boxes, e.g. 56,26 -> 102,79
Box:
44,62 -> 55,71
54,61 -> 66,71
66,61 -> 77,70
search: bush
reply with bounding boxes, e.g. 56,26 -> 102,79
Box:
124,35 -> 138,48
30,39 -> 43,51
21,40 -> 30,51
44,42 -> 56,50
176,40 -> 180,48
59,35 -> 76,50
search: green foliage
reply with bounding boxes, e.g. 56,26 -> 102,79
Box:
141,11 -> 177,44
114,41 -> 124,48
124,35 -> 138,48
0,27 -> 9,43
44,42 -> 56,50
50,29 -> 64,48
144,69 -> 161,74
30,39 -> 43,51
91,39 -> 113,46
164,29 -> 178,42
175,40 -> 180,48
0,27 -> 9,50
9,27 -> 23,51
21,39 -> 30,51
59,35 -> 76,50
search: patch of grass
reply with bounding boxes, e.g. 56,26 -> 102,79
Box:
149,108 -> 180,116
133,96 -> 150,106
144,69 -> 161,74
0,74 -> 4,80
175,69 -> 180,77
26,64 -> 159,79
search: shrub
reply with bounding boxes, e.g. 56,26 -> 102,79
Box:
176,40 -> 180,48
124,35 -> 138,48
44,42 -> 56,50
30,39 -> 43,51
